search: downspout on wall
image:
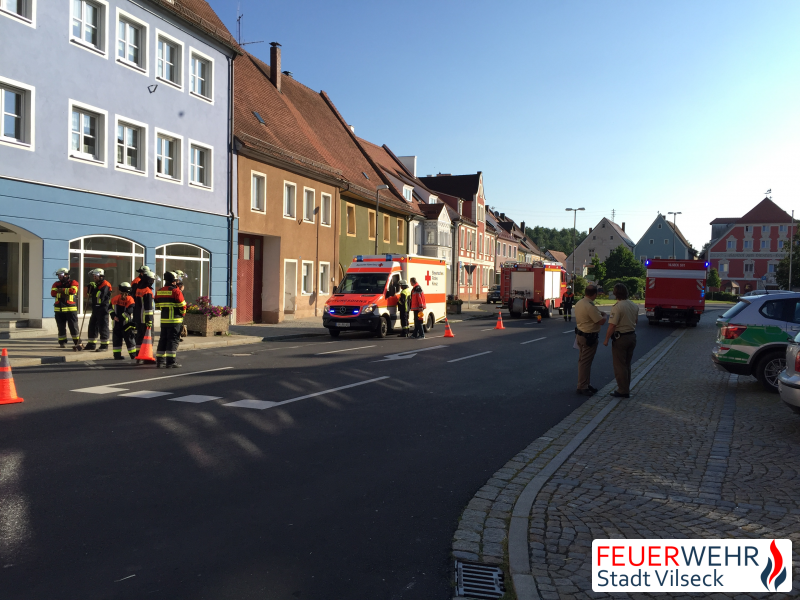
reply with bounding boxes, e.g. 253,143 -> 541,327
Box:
227,54 -> 235,314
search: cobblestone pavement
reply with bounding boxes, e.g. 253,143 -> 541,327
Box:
453,316 -> 800,599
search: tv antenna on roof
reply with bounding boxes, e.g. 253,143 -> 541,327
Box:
236,8 -> 263,47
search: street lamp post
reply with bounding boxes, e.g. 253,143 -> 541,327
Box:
375,185 -> 389,254
565,208 -> 585,283
668,211 -> 682,259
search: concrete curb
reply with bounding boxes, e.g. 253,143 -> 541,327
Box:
506,329 -> 687,600
7,335 -> 265,367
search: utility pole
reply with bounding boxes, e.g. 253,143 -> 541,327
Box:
668,212 -> 682,259
565,208 -> 585,283
790,210 -> 794,291
611,209 -> 616,222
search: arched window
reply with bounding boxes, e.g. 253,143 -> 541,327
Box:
156,243 -> 210,303
69,235 -> 144,312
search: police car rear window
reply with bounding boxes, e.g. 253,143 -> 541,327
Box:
722,301 -> 749,320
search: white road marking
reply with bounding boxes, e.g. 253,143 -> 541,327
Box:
119,390 -> 173,398
224,399 -> 279,410
481,328 -> 498,331
447,351 -> 492,363
232,353 -> 252,356
72,367 -> 234,393
168,395 -> 221,404
563,330 -> 574,333
316,345 -> 376,355
521,337 -> 547,345
261,376 -> 390,408
373,346 -> 447,363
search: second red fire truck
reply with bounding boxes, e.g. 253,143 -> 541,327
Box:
501,261 -> 568,318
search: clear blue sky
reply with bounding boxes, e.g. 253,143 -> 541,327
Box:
209,0 -> 800,250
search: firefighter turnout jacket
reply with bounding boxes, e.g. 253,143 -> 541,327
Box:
155,285 -> 187,324
51,279 -> 80,312
398,287 -> 411,313
109,294 -> 136,331
410,284 -> 426,311
562,292 -> 575,307
134,279 -> 155,326
87,279 -> 113,309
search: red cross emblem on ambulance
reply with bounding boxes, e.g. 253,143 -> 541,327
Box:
425,271 -> 431,285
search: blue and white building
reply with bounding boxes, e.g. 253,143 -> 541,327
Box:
0,0 -> 238,330
633,213 -> 696,263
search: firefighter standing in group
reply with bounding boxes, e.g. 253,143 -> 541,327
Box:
84,268 -> 113,351
155,271 -> 187,368
109,282 -> 137,360
409,277 -> 426,339
398,279 -> 411,337
603,282 -> 639,399
573,284 -> 607,397
562,286 -> 575,322
132,265 -> 155,360
51,268 -> 82,349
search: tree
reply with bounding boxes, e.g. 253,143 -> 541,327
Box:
607,276 -> 646,299
571,274 -> 587,296
525,226 -> 588,255
707,268 -> 722,300
604,246 -> 646,280
587,254 -> 606,285
776,231 -> 800,290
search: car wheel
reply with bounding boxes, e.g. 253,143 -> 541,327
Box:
329,329 -> 341,338
424,313 -> 434,332
755,350 -> 785,393
375,316 -> 389,338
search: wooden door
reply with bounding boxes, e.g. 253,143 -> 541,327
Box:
236,235 -> 264,324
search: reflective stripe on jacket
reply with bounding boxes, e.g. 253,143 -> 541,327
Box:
410,285 -> 426,311
51,280 -> 80,312
109,294 -> 135,329
155,286 -> 187,324
87,280 -> 113,309
398,288 -> 411,313
135,285 -> 155,323
562,293 -> 574,307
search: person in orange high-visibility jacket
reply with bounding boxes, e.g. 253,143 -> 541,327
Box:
409,277 -> 427,339
562,287 -> 575,322
51,268 -> 81,349
132,266 -> 155,360
154,271 -> 187,368
109,282 -> 137,360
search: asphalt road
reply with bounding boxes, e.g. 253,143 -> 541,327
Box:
0,310 -> 677,599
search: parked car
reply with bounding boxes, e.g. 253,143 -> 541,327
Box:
487,285 -> 502,304
711,292 -> 800,392
778,336 -> 800,414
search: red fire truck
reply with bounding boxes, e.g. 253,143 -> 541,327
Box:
644,259 -> 709,326
501,261 -> 568,318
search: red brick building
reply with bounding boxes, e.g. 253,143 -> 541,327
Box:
706,198 -> 796,293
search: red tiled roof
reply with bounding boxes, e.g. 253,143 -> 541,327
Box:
234,53 -> 415,215
710,217 -> 740,225
738,198 -> 793,224
149,0 -> 239,52
548,250 -> 568,264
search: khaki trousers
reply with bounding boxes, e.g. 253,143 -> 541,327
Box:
576,334 -> 598,390
612,333 -> 637,394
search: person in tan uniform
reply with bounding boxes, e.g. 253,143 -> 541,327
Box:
574,284 -> 607,396
604,282 -> 639,398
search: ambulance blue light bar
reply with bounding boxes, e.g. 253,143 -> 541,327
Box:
356,255 -> 363,262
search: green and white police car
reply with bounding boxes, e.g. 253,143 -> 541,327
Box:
712,292 -> 800,392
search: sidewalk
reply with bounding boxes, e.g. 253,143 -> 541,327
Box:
452,319 -> 800,599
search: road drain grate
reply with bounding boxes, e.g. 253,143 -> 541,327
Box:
455,560 -> 506,599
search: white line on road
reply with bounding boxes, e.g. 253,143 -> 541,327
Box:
71,367 -> 234,393
447,351 -> 492,363
563,330 -> 574,333
481,328 -> 498,331
316,345 -> 376,355
520,337 -> 546,345
229,376 -> 391,409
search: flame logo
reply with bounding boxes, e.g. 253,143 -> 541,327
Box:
760,540 -> 787,591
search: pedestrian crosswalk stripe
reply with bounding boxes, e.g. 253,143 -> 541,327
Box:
168,395 -> 221,404
72,385 -> 129,394
224,399 -> 279,410
120,390 -> 173,398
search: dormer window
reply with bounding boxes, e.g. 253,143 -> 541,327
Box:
403,186 -> 413,202
428,194 -> 438,205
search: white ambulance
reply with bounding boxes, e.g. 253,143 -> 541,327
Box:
323,254 -> 447,337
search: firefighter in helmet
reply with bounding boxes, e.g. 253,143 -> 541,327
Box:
109,282 -> 137,360
155,271 -> 187,368
51,268 -> 81,349
132,266 -> 155,361
562,286 -> 575,322
85,268 -> 113,351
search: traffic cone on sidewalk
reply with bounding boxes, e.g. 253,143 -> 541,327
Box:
495,311 -> 505,330
136,328 -> 157,364
0,349 -> 23,405
444,318 -> 455,338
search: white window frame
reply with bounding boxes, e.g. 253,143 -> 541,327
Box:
780,225 -> 787,232
153,126 -> 183,184
402,185 -> 413,202
115,8 -> 148,75
428,194 -> 438,205
727,240 -> 735,249
283,182 -> 297,219
720,262 -> 729,273
779,240 -> 785,249
383,214 -> 390,243
155,29 -> 183,90
319,262 -> 330,296
762,225 -> 769,233
301,260 -> 314,295
189,47 -> 214,104
113,114 -> 147,176
760,239 -> 769,249
743,262 -> 754,273
0,0 -> 36,26
251,171 -> 266,213
68,99 -> 107,167
69,0 -> 108,58
320,193 -> 332,227
743,240 -> 752,249
303,187 -> 315,223
187,138 -> 213,191
0,76 -> 35,151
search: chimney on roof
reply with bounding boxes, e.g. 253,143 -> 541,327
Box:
270,42 -> 282,92
521,221 -> 525,231
589,227 -> 593,233
398,156 -> 417,177
622,222 -> 626,232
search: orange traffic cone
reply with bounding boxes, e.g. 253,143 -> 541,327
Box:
444,318 -> 455,338
137,327 -> 157,364
537,313 -> 542,323
495,311 -> 505,330
0,349 -> 23,405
